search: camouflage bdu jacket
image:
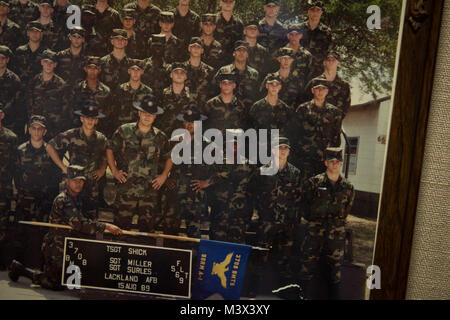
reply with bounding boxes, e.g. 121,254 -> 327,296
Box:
31,20 -> 61,51
257,19 -> 287,56
0,19 -> 21,51
124,1 -> 161,43
181,60 -> 214,106
85,27 -> 109,58
289,45 -> 314,93
261,70 -> 305,108
247,43 -> 271,80
14,141 -> 59,199
164,35 -> 187,64
248,162 -> 303,247
93,6 -> 122,40
214,64 -> 260,109
214,13 -> 244,63
0,126 -> 18,200
112,82 -> 153,128
8,0 -> 39,29
25,73 -> 71,139
41,189 -> 106,287
170,7 -> 201,46
48,127 -> 108,179
301,172 -> 355,229
12,44 -> 45,85
299,21 -> 333,78
55,48 -> 86,86
323,75 -> 351,116
125,32 -> 148,60
100,54 -> 134,91
0,69 -> 21,124
203,95 -> 248,133
201,38 -> 223,71
155,85 -> 193,137
248,98 -> 293,136
142,58 -> 171,101
288,101 -> 343,179
107,124 -> 171,198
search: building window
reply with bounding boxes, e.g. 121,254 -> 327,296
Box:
343,137 -> 359,175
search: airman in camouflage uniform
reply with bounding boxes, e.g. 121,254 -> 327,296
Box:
120,8 -> 147,59
158,11 -> 187,64
249,74 -> 293,137
203,72 -> 248,134
32,1 -> 62,51
213,41 -> 260,110
299,1 -> 333,78
199,14 -> 223,71
257,0 -> 287,69
0,0 -> 22,50
107,94 -> 173,233
46,102 -> 108,211
142,34 -> 170,102
93,0 -> 122,50
124,0 -> 161,47
261,47 -> 306,108
170,0 -> 201,50
82,5 -> 109,57
8,0 -> 39,31
214,0 -> 244,65
181,37 -> 215,106
52,0 -> 71,50
299,147 -> 355,300
8,165 -> 122,290
0,45 -> 21,135
209,131 -> 256,243
247,137 -> 304,295
0,106 -> 18,270
287,76 -> 343,180
100,29 -> 133,91
111,59 -> 153,133
13,115 -> 59,268
24,49 -> 71,139
55,27 -> 87,86
155,63 -> 193,137
243,20 -> 271,81
170,108 -> 221,239
71,56 -> 111,130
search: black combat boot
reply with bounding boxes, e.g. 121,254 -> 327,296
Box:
8,260 -> 41,284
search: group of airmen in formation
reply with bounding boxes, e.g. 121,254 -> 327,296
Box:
0,0 -> 355,299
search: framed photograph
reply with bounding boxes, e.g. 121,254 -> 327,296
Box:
0,0 -> 445,301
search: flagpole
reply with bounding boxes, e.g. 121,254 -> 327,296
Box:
18,221 -> 269,251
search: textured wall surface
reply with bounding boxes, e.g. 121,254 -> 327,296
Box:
406,0 -> 450,300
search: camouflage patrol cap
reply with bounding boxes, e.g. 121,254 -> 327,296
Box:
133,94 -> 164,115
150,34 -> 166,46
244,20 -> 259,28
309,75 -> 329,89
69,26 -> 86,38
176,107 -> 207,122
308,0 -> 324,11
326,50 -> 341,62
128,59 -> 145,70
29,114 -> 47,128
201,13 -> 216,24
216,71 -> 237,83
170,62 -> 187,73
81,4 -> 96,15
121,8 -> 136,19
0,0 -> 10,7
276,47 -> 294,58
265,73 -> 282,84
26,21 -> 43,32
189,37 -> 203,48
159,11 -> 174,23
74,100 -> 105,119
110,29 -> 128,39
37,0 -> 54,8
40,49 -> 57,62
84,56 -> 101,68
0,45 -> 12,59
265,0 -> 280,6
325,147 -> 343,161
233,40 -> 249,52
273,137 -> 291,148
66,165 -> 86,181
287,24 -> 304,34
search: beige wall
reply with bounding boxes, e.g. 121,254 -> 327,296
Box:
406,0 -> 450,300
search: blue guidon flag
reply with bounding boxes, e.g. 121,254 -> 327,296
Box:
192,239 -> 252,300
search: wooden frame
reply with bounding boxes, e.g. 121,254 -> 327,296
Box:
370,0 -> 445,300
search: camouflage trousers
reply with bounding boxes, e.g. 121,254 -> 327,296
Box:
38,233 -> 66,290
299,221 -> 346,285
177,188 -> 209,239
113,192 -> 161,232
